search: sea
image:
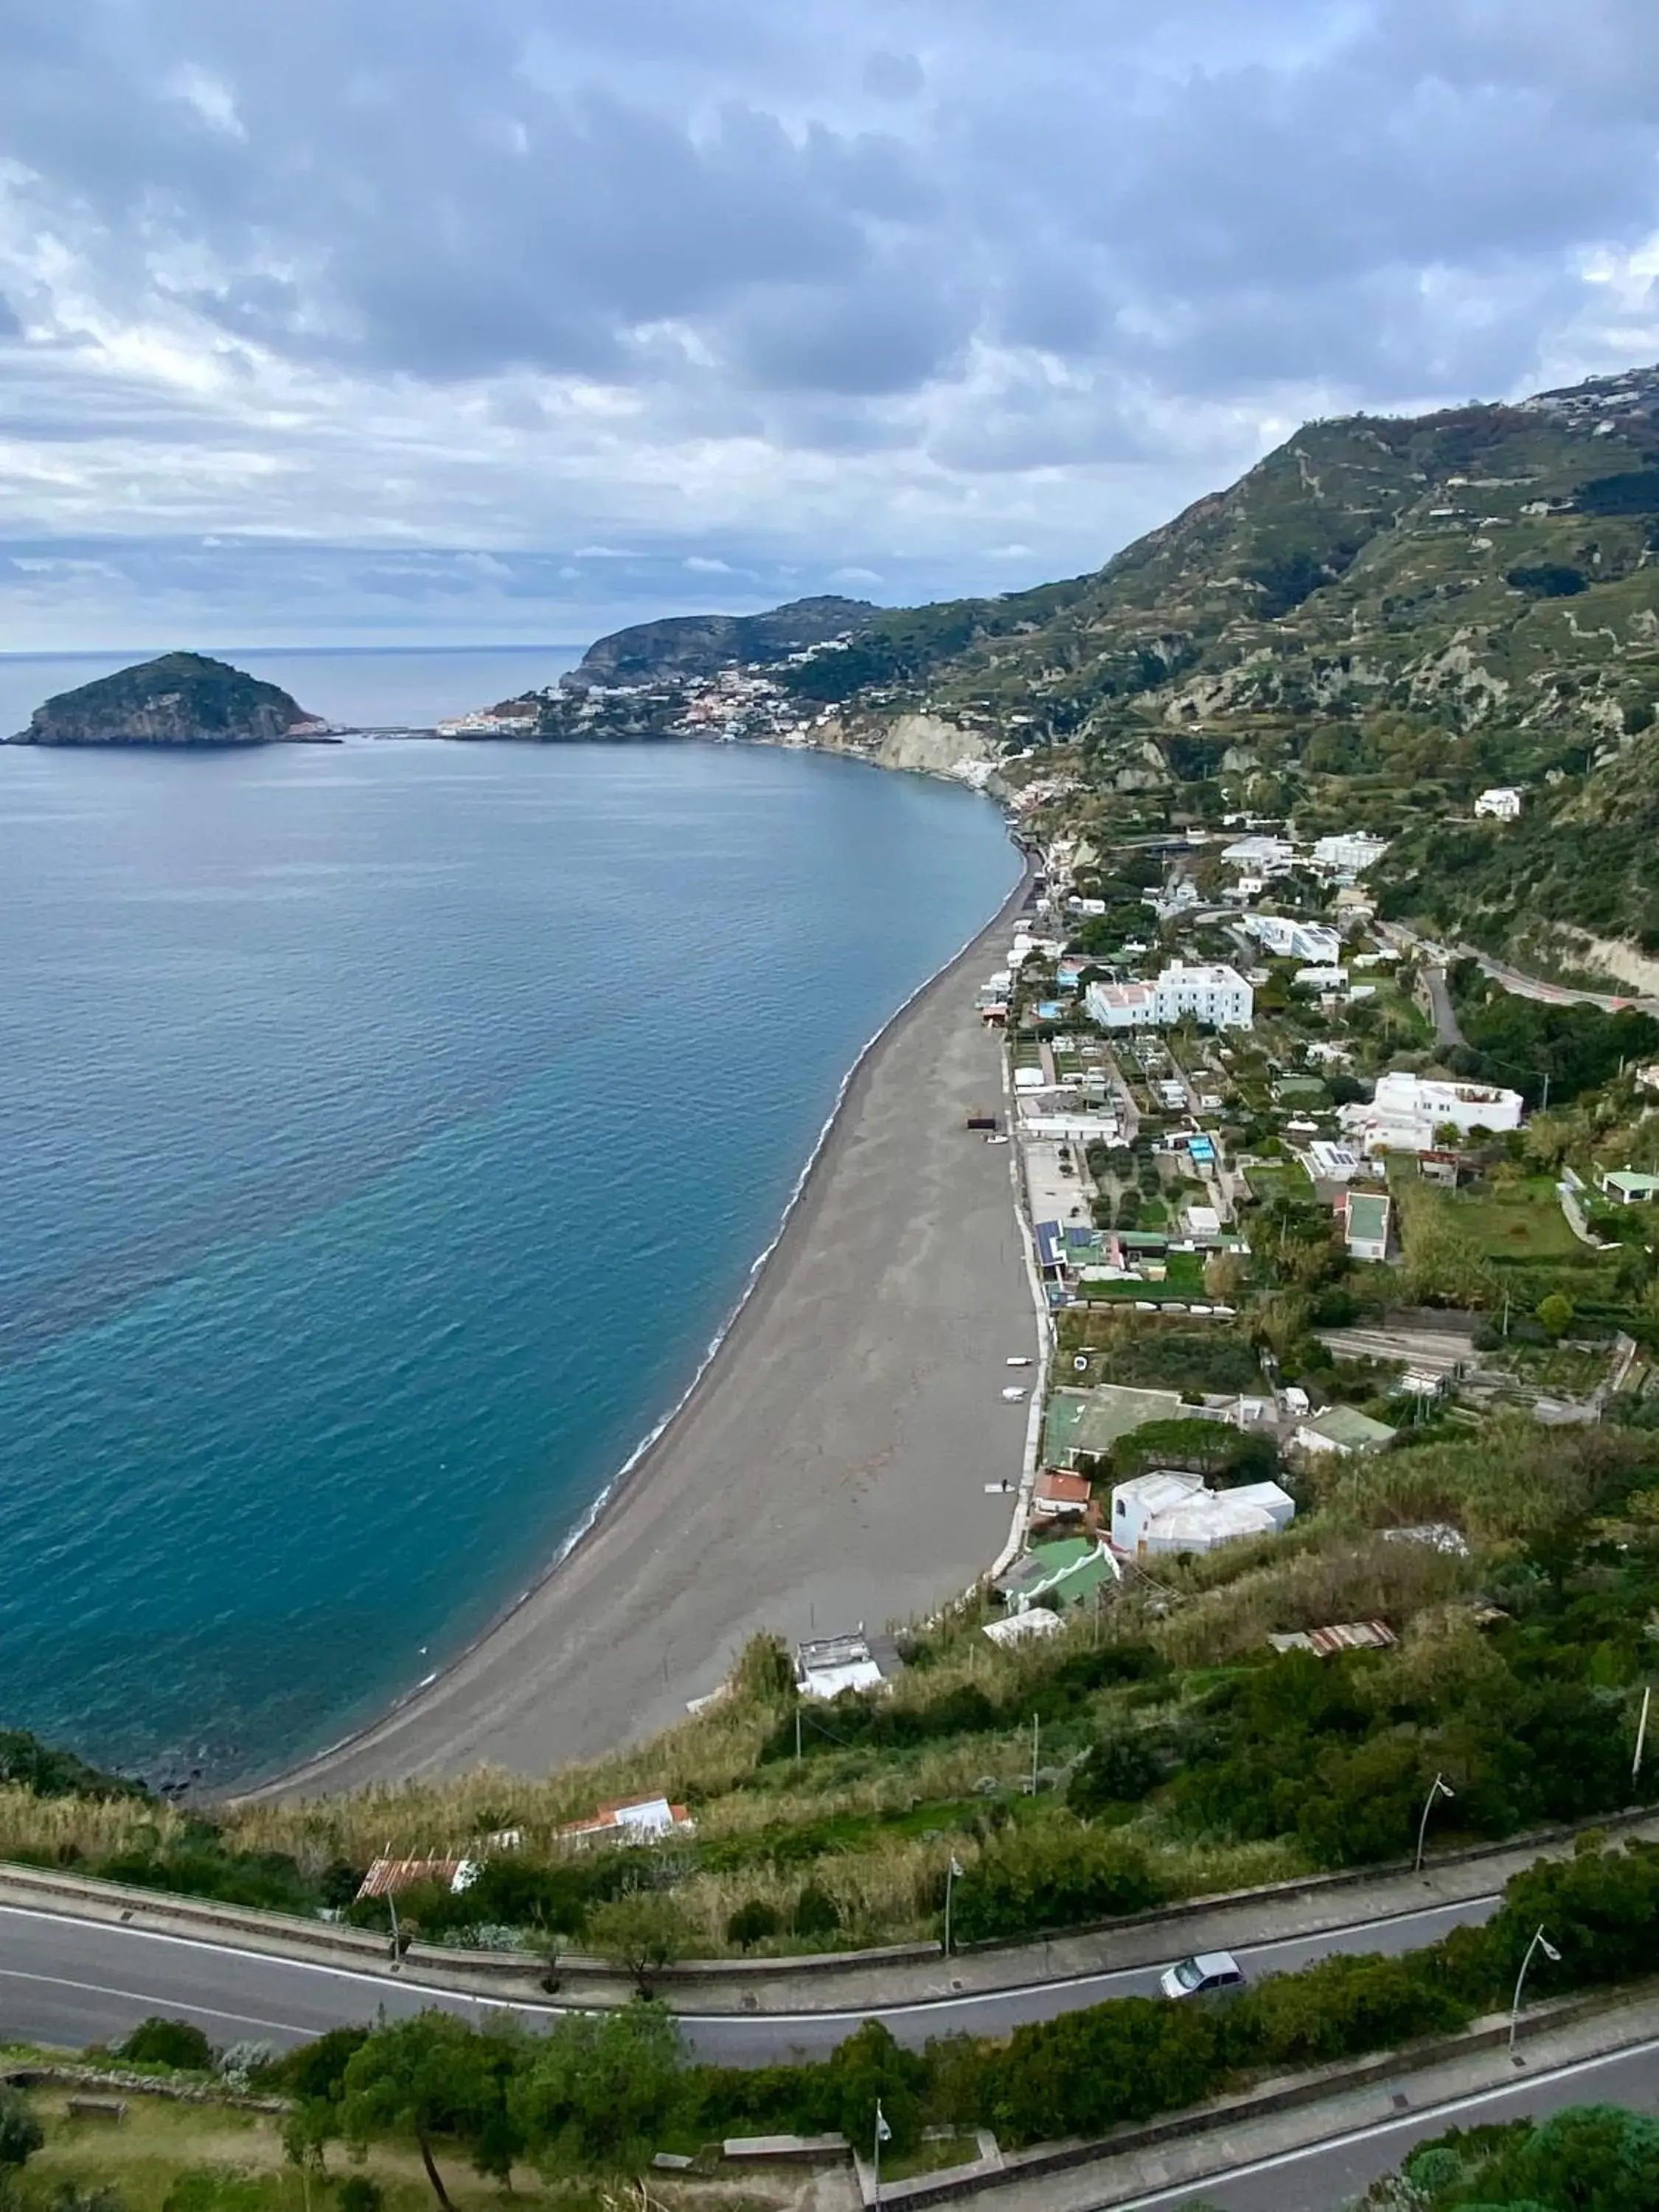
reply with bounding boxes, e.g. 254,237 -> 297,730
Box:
0,648 -> 1019,1784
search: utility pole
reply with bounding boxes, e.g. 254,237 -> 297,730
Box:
1030,1713 -> 1041,1795
796,1705 -> 803,1764
874,2101 -> 891,2204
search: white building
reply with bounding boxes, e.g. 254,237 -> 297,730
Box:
1222,835 -> 1296,876
1110,1470 -> 1295,1558
1084,980 -> 1158,1031
795,1632 -> 886,1700
1085,964 -> 1253,1032
1343,1190 -> 1392,1263
1239,913 -> 1343,966
1339,1071 -> 1525,1155
1294,965 -> 1349,992
1311,832 -> 1389,877
1307,1139 -> 1361,1183
1475,787 -> 1523,820
557,1794 -> 696,1849
1150,961 -> 1254,1029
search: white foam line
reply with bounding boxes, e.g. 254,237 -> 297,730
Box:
254,833 -> 1030,1787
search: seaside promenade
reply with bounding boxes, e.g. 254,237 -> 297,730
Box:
260,872 -> 1037,1793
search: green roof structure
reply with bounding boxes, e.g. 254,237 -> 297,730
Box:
1297,1404 -> 1397,1455
995,1538 -> 1119,1613
1043,1384 -> 1197,1465
1345,1192 -> 1391,1259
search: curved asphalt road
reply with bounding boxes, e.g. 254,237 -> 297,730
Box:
0,1896 -> 1498,2064
10,1900 -> 1658,2212
1093,2038 -> 1659,2211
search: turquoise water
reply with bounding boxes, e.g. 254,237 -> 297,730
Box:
0,734 -> 1017,1781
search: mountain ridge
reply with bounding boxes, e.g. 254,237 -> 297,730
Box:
567,593 -> 878,687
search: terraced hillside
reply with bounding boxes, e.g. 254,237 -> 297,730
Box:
800,364 -> 1659,981
815,368 -> 1659,746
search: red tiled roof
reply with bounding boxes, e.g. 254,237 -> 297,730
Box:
1036,1470 -> 1092,1505
355,1856 -> 463,1901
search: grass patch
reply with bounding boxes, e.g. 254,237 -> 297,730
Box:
21,2092 -> 557,2212
1078,1251 -> 1205,1302
1242,1159 -> 1315,1207
880,2132 -> 985,2181
1452,1175 -> 1585,1265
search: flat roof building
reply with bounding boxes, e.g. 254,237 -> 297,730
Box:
1599,1169 -> 1659,1206
1340,1071 -> 1524,1155
1311,832 -> 1389,877
1240,913 -> 1343,966
1295,1405 -> 1397,1457
795,1632 -> 886,1700
1150,961 -> 1254,1029
1344,1190 -> 1391,1262
1110,1470 -> 1295,1558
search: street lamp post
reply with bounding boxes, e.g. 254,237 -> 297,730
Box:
944,1855 -> 964,1957
1509,1924 -> 1562,2059
1635,1685 -> 1652,1790
873,2099 -> 891,2205
1415,1772 -> 1455,1873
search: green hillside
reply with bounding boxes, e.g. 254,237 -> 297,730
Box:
803,365 -> 1659,977
13,652 -> 321,747
815,368 -> 1659,751
1379,725 -> 1659,977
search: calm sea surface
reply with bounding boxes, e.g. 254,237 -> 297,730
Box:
0,719 -> 1016,1781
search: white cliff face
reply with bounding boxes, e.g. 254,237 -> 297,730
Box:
815,711 -> 1000,782
876,713 -> 997,775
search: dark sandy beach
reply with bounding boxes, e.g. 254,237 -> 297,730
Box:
255,866 -> 1038,1793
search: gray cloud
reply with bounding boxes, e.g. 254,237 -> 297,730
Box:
2,0 -> 1659,640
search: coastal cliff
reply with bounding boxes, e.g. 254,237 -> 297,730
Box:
11,653 -> 327,748
813,708 -> 1001,783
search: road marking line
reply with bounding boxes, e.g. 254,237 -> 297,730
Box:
1088,2032 -> 1659,2210
0,1966 -> 310,2039
669,1898 -> 1497,2026
0,1893 -> 1497,2036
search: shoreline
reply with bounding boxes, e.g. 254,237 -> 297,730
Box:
240,836 -> 1036,1801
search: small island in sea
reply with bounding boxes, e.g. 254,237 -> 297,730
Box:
9,651 -> 330,748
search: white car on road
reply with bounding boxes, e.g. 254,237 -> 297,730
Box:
1160,1950 -> 1245,2000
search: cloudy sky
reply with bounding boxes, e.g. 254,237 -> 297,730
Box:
4,0 -> 1659,650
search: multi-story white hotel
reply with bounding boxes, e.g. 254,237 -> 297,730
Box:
1085,962 -> 1253,1032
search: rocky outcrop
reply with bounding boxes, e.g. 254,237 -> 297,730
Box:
12,653 -> 327,747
